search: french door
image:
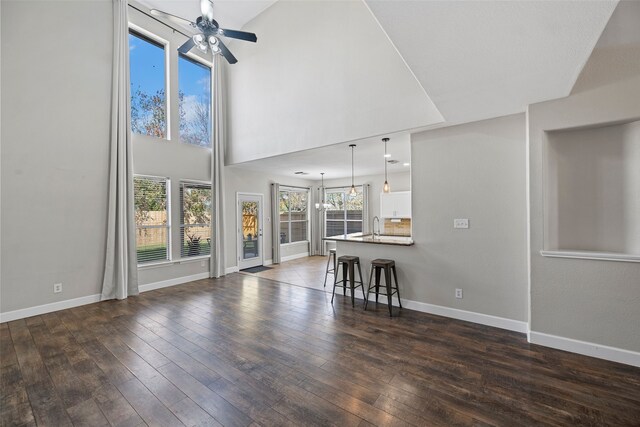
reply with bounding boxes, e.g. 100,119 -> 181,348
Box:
237,193 -> 264,270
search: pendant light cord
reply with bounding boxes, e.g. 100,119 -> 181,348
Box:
384,139 -> 388,182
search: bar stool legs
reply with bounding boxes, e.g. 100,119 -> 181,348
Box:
364,259 -> 402,317
331,256 -> 365,307
323,249 -> 336,288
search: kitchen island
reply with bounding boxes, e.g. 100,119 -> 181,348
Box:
323,233 -> 414,309
324,232 -> 414,246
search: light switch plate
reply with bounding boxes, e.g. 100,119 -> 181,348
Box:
454,218 -> 469,229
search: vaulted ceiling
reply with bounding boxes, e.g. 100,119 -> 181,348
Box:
138,0 -> 620,170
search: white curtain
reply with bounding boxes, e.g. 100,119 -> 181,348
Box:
101,0 -> 139,300
210,55 -> 226,278
363,184 -> 370,234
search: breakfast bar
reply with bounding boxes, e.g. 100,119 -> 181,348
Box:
324,232 -> 414,246
323,233 -> 414,315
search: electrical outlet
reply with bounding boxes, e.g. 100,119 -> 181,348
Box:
455,288 -> 463,299
454,218 -> 469,229
53,283 -> 63,294
200,260 -> 205,267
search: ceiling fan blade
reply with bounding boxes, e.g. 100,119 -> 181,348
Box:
150,9 -> 196,28
218,29 -> 257,43
216,39 -> 237,64
178,38 -> 196,55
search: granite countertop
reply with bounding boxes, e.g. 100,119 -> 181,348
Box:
323,233 -> 414,246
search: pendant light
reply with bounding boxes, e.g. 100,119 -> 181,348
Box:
349,144 -> 357,195
382,138 -> 390,193
315,173 -> 332,211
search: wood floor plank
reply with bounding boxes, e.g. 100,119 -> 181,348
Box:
116,377 -> 184,427
158,362 -> 254,427
2,265 -> 640,427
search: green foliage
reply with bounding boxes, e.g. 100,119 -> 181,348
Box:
130,85 -> 209,146
279,191 -> 307,214
183,186 -> 212,242
134,178 -> 166,227
131,87 -> 166,138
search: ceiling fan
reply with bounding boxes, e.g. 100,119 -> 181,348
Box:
150,0 -> 257,64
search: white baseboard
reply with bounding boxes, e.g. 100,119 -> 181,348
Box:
264,259 -> 273,266
403,299 -> 529,333
0,294 -> 102,323
281,252 -> 310,263
529,331 -> 640,367
1,273 -> 212,323
225,266 -> 239,275
327,286 -> 527,333
138,272 -> 210,293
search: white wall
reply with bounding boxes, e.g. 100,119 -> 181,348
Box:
403,114 -> 529,321
224,167 -> 313,270
545,120 -> 640,254
527,0 -> 640,354
528,76 -> 640,353
225,0 -> 443,165
330,115 -> 528,325
1,0 -> 113,312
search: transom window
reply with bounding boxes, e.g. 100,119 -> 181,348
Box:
279,189 -> 309,244
129,31 -> 167,139
325,186 -> 364,237
178,54 -> 212,147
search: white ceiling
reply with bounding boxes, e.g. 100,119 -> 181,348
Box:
365,0 -> 618,126
137,0 -> 276,31
571,0 -> 640,94
231,132 -> 411,180
135,0 -> 621,175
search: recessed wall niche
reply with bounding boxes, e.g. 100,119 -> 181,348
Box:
544,119 -> 640,256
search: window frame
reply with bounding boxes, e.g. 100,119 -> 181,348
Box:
324,186 -> 364,237
177,53 -> 213,148
128,26 -> 170,142
279,188 -> 310,245
179,180 -> 213,259
133,174 -> 172,265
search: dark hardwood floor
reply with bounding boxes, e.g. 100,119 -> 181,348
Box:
2,273 -> 639,426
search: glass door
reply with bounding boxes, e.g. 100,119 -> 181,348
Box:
238,193 -> 263,270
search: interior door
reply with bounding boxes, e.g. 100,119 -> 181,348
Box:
238,193 -> 263,270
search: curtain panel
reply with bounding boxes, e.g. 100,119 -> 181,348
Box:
101,0 -> 139,300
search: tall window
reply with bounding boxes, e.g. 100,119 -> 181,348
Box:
134,176 -> 170,264
325,186 -> 364,236
178,55 -> 212,147
129,31 -> 167,139
180,182 -> 212,258
279,189 -> 309,244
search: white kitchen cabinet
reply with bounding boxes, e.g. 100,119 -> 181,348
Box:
380,191 -> 411,218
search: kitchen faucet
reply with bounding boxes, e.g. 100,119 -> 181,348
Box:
372,216 -> 381,237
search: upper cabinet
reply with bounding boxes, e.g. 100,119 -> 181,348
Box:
380,191 -> 411,218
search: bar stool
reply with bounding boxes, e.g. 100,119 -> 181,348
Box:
331,255 -> 366,307
323,249 -> 337,288
364,259 -> 402,317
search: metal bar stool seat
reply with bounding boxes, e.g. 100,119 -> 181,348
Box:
364,259 -> 402,317
331,255 -> 366,307
323,249 -> 337,288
